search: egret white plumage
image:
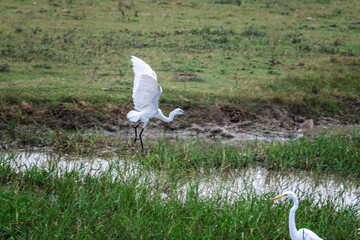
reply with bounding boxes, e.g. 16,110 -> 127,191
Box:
127,56 -> 188,150
271,191 -> 323,240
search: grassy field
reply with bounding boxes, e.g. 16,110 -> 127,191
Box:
1,0 -> 360,239
0,0 -> 359,124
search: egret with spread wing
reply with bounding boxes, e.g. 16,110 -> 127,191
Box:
271,191 -> 323,240
127,56 -> 187,150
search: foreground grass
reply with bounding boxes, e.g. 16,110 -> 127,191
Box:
0,0 -> 359,122
0,156 -> 358,239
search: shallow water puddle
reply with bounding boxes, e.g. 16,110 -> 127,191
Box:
175,167 -> 359,209
1,151 -> 359,209
2,151 -> 140,180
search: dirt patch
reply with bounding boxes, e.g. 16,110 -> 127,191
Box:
172,73 -> 204,82
46,104 -> 99,129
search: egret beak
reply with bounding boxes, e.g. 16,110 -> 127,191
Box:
270,193 -> 287,201
183,111 -> 190,116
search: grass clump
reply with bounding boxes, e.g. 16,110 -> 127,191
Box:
214,0 -> 242,6
138,139 -> 255,175
241,25 -> 267,38
138,131 -> 360,178
0,62 -> 10,72
264,133 -> 360,175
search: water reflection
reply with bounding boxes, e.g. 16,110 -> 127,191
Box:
3,151 -> 140,180
1,151 -> 359,210
176,167 -> 359,209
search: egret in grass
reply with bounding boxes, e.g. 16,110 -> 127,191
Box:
271,191 -> 323,240
127,56 -> 188,150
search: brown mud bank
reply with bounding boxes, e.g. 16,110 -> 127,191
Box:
0,99 -> 358,129
0,101 -> 359,150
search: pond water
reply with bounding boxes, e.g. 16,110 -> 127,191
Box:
1,151 -> 359,210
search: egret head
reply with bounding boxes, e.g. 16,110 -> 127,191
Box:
270,191 -> 296,201
173,108 -> 189,116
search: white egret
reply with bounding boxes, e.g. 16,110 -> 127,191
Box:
126,56 -> 188,150
271,191 -> 323,240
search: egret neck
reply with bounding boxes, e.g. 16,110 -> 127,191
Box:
157,109 -> 178,122
289,196 -> 299,239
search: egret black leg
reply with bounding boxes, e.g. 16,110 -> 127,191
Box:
139,128 -> 145,151
133,122 -> 141,143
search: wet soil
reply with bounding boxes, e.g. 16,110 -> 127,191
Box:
0,101 -> 359,149
1,100 -> 358,128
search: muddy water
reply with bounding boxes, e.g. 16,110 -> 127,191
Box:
1,151 -> 359,209
118,122 -> 305,143
119,122 -> 359,145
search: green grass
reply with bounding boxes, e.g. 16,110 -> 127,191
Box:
0,0 -> 359,121
260,132 -> 360,174
0,155 -> 359,239
138,131 -> 360,178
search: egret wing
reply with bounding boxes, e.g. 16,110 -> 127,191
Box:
131,56 -> 158,99
133,74 -> 162,111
